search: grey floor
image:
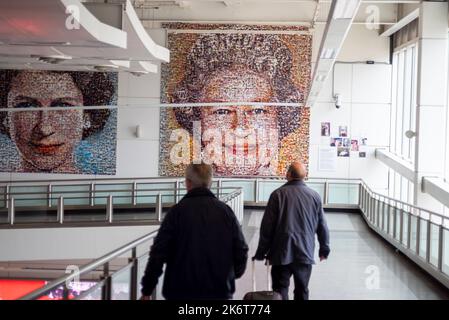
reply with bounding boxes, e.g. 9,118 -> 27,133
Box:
234,209 -> 449,300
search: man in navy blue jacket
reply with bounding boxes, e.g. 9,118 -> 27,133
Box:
254,161 -> 330,300
141,164 -> 248,300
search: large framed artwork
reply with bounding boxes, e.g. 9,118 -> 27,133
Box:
159,24 -> 311,177
0,70 -> 117,175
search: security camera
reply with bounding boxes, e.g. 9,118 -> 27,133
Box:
334,94 -> 342,109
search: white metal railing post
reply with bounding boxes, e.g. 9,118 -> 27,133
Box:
48,184 -> 52,208
57,196 -> 64,224
254,179 -> 259,203
175,180 -> 180,203
358,183 -> 362,209
156,193 -> 162,222
90,183 -> 95,207
106,195 -> 113,223
132,181 -> 137,206
426,220 -> 431,263
8,197 -> 14,225
5,184 -> 9,209
324,181 -> 329,205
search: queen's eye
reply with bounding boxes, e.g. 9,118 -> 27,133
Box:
214,109 -> 231,115
51,101 -> 75,108
248,108 -> 267,116
14,101 -> 38,108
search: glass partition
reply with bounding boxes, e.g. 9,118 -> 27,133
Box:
443,228 -> 449,276
94,183 -> 133,206
388,205 -> 395,236
221,180 -> 255,202
258,180 -> 285,202
395,208 -> 402,241
51,184 -> 91,206
327,183 -> 359,205
305,182 -> 325,201
111,266 -> 131,300
78,284 -> 103,300
402,212 -> 409,246
0,186 -> 5,209
9,185 -> 48,207
429,223 -> 440,267
419,219 -> 428,259
382,203 -> 389,232
410,215 -> 418,253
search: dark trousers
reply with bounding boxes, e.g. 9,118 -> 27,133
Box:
271,262 -> 312,300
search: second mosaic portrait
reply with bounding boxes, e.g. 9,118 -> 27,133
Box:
160,24 -> 312,177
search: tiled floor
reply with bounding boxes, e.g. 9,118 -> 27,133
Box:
233,209 -> 449,300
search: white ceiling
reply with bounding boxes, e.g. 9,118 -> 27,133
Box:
0,0 -> 169,73
84,0 -> 413,26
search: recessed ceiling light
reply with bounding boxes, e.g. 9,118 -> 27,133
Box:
94,65 -> 119,72
31,55 -> 72,64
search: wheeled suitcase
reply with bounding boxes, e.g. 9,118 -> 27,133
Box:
243,260 -> 282,300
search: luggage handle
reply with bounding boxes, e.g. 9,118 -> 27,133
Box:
252,260 -> 271,292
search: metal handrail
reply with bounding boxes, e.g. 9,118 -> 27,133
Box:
17,177 -> 449,298
1,187 -> 240,197
19,229 -> 159,300
360,180 -> 448,221
0,176 -> 362,185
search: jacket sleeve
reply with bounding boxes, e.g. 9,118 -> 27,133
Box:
230,211 -> 249,279
316,200 -> 330,258
254,192 -> 279,259
140,208 -> 177,296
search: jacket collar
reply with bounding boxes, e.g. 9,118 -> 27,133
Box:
285,179 -> 306,186
183,187 -> 216,199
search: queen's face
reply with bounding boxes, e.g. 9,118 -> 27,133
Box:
199,67 -> 278,175
7,71 -> 84,172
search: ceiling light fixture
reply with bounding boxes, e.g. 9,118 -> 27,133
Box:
321,48 -> 336,59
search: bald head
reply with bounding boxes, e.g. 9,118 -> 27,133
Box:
287,161 -> 307,181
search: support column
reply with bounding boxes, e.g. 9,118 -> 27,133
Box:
414,1 -> 448,211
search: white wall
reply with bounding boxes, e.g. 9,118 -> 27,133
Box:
0,26 -> 392,193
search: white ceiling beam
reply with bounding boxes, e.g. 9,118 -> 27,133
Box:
306,0 -> 362,107
380,7 -> 419,37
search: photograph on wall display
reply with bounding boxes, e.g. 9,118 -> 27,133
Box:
351,139 -> 359,151
339,125 -> 348,137
359,152 -> 367,158
159,24 -> 312,176
337,147 -> 350,157
361,137 -> 368,146
342,138 -> 350,147
330,137 -> 342,147
321,122 -> 330,137
0,70 -> 118,175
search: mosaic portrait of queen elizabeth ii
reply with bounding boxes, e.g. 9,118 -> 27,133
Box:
159,24 -> 311,177
0,70 -> 117,175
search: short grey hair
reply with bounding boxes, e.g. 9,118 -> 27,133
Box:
185,164 -> 213,188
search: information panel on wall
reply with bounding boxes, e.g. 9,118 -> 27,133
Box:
0,70 -> 118,175
159,24 -> 312,177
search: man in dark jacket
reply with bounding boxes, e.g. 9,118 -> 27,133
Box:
253,161 -> 330,300
140,164 -> 248,300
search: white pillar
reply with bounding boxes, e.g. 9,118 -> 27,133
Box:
414,1 -> 448,211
